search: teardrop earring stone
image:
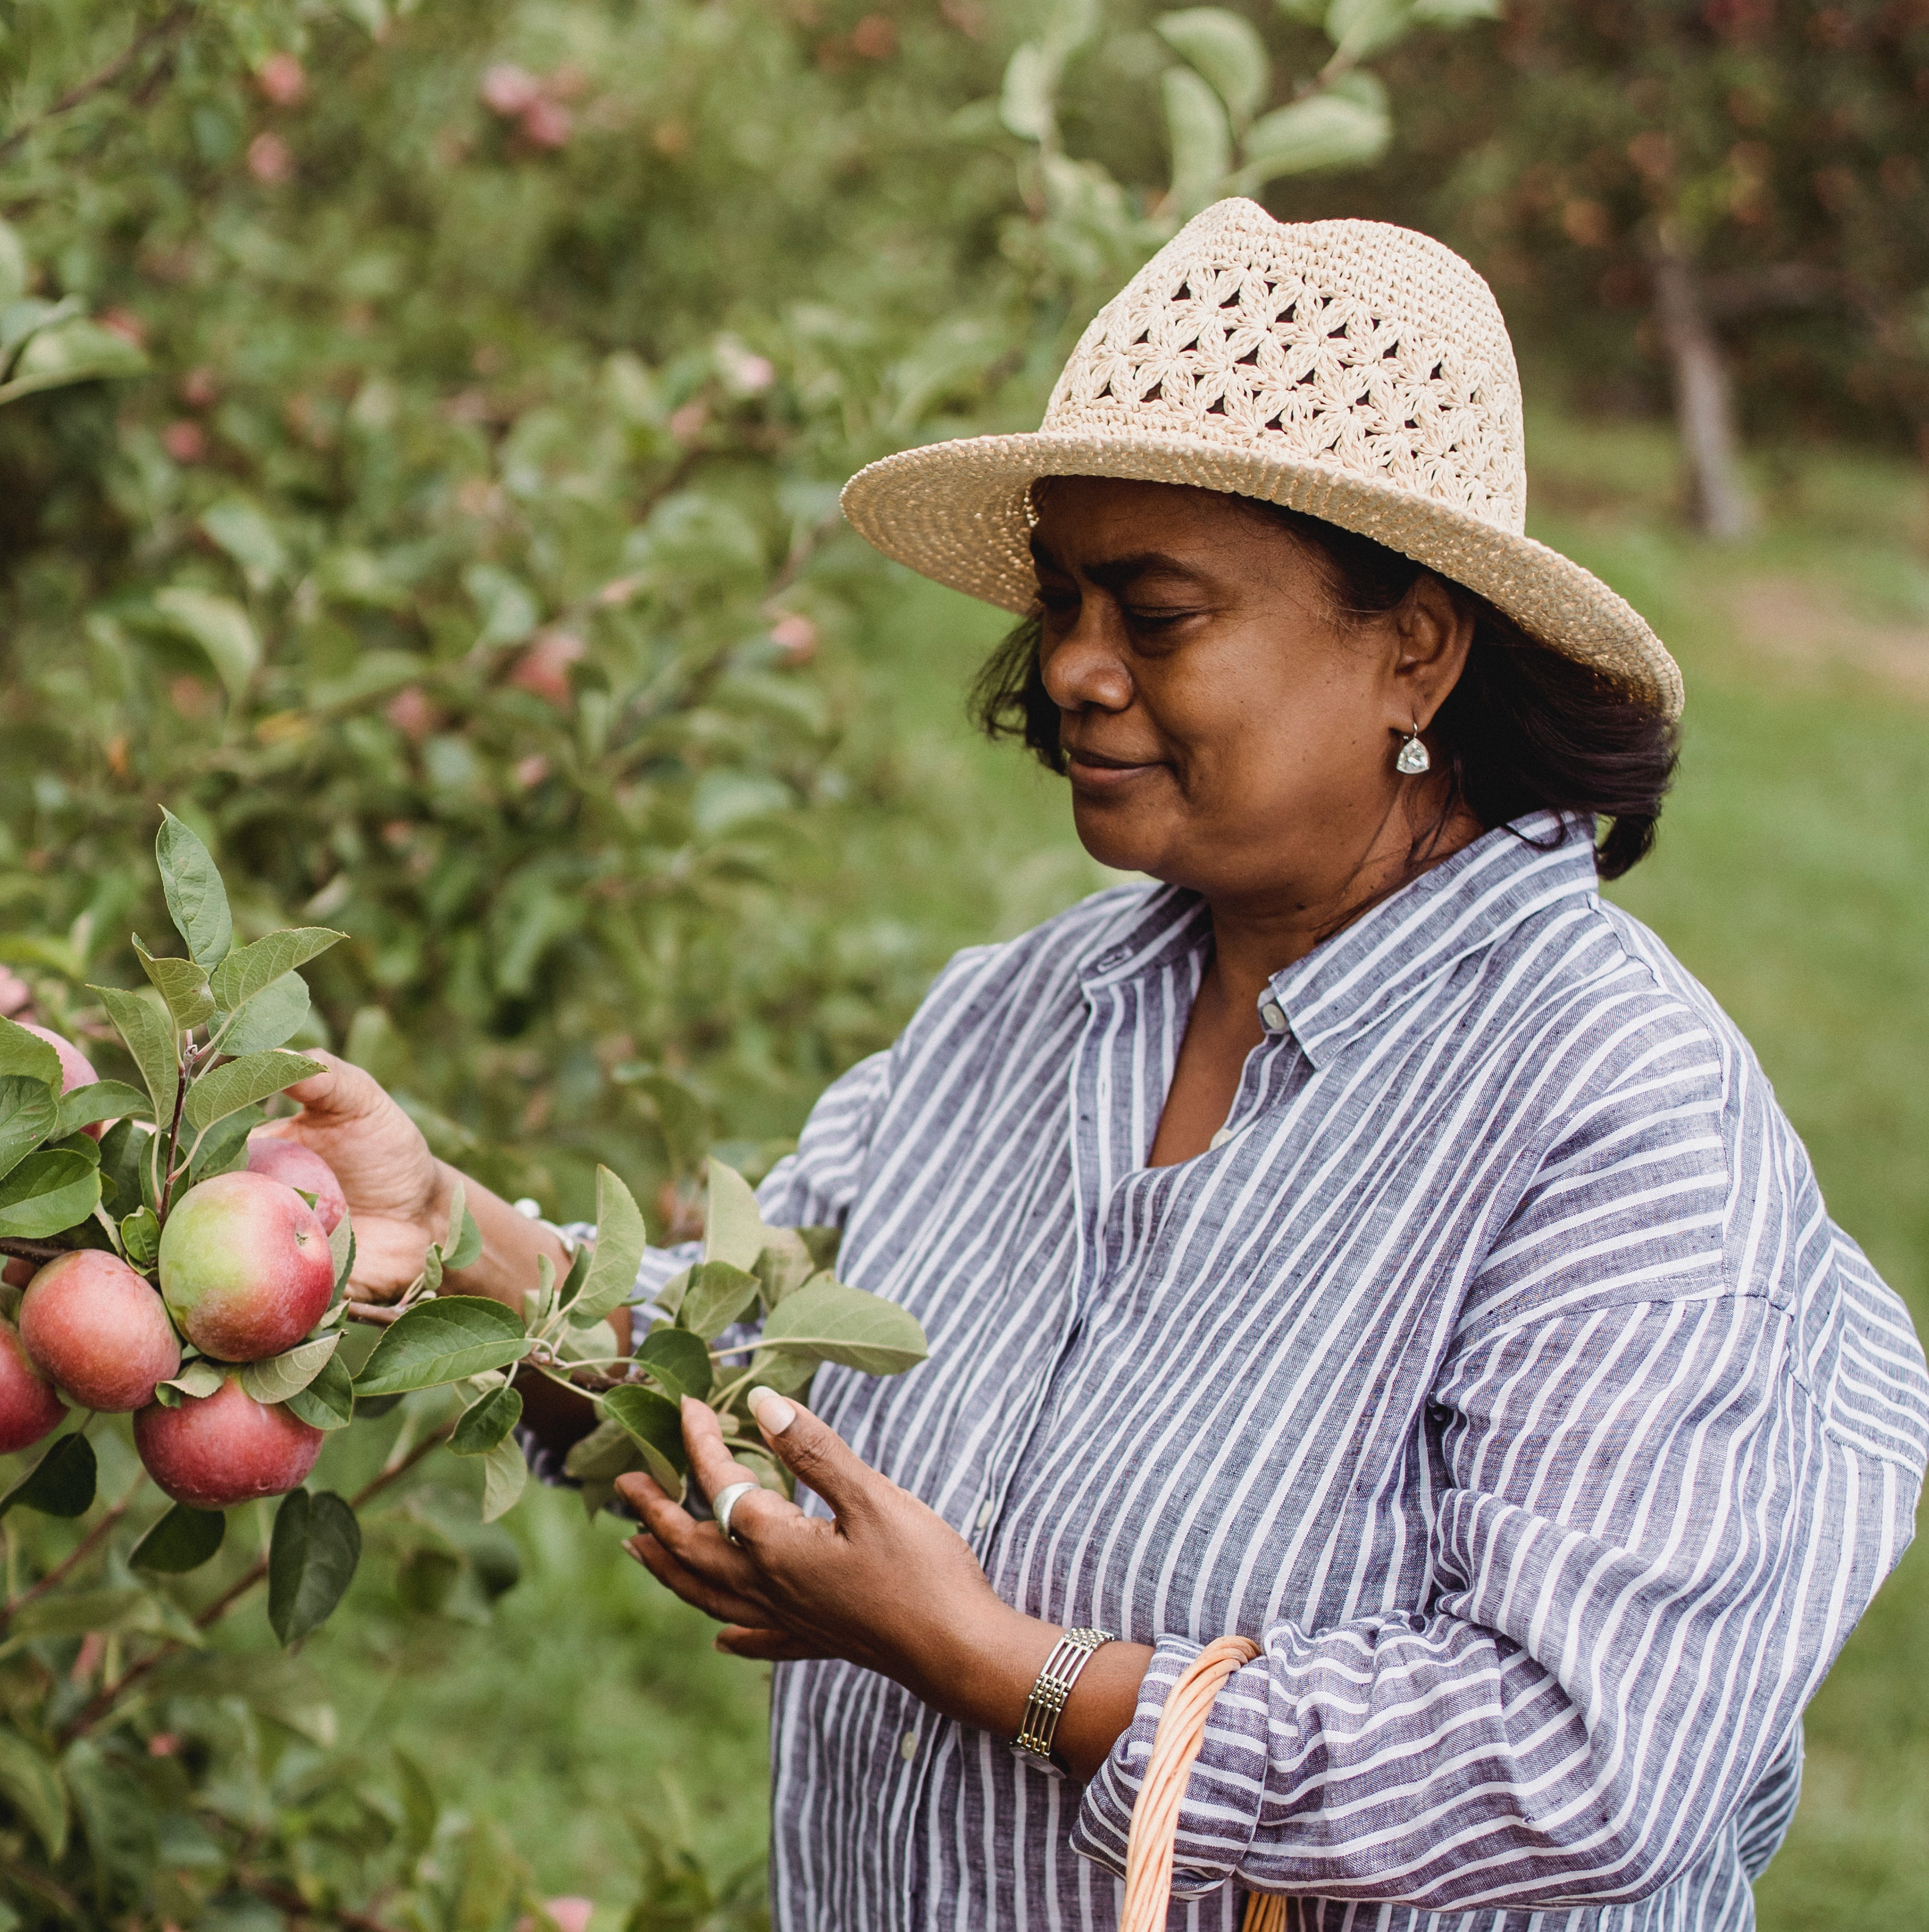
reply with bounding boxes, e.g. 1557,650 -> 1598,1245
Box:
1395,734 -> 1431,776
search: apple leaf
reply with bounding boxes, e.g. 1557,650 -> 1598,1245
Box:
155,807 -> 233,969
751,1275 -> 929,1376
753,1225 -> 816,1310
450,1383 -> 523,1456
702,1156 -> 766,1271
636,1324 -> 713,1402
158,1360 -> 226,1401
209,926 -> 345,1014
0,1075 -> 57,1184
185,1103 -> 260,1188
182,1050 -> 324,1132
328,1210 -> 354,1289
480,1436 -> 528,1523
0,1015 -> 61,1090
89,984 -> 179,1130
567,1165 -> 646,1327
5,1584 -> 201,1647
240,1331 -> 341,1405
601,1384 -> 688,1500
132,935 -> 215,1029
119,1205 -> 161,1269
352,1295 -> 528,1396
0,1434 -> 95,1520
676,1259 -> 760,1340
53,1081 -> 150,1142
0,1150 -> 101,1239
0,1731 -> 67,1857
268,1489 -> 361,1645
561,1418 -> 643,1483
553,1241 -> 591,1314
441,1202 -> 482,1273
218,972 -> 311,1055
283,1353 -> 355,1431
130,1503 -> 226,1574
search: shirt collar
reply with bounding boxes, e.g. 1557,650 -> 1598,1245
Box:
1076,813 -> 1599,1070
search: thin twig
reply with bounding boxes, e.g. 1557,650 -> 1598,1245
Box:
0,1237 -> 68,1263
61,1424 -> 455,1741
0,4 -> 196,163
0,1477 -> 143,1628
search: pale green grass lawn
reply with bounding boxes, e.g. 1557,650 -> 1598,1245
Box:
337,417 -> 1928,1924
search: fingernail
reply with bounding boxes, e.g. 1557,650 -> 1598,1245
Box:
748,1385 -> 794,1433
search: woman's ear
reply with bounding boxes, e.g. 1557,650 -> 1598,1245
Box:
1390,574 -> 1474,728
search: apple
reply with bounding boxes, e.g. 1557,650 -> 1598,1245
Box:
507,629 -> 585,707
134,1374 -> 323,1509
246,1133 -> 347,1234
0,1317 -> 66,1453
158,1171 -> 336,1362
19,1250 -> 181,1410
19,1022 -> 108,1138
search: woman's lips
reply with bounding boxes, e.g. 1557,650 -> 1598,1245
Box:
1065,747 -> 1164,790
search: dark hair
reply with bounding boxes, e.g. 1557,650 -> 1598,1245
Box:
969,501 -> 1678,880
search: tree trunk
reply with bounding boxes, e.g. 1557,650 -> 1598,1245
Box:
1650,246 -> 1757,540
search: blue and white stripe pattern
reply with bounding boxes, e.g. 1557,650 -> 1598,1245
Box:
631,813 -> 1929,1930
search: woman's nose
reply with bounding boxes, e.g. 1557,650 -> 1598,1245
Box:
1040,600 -> 1134,714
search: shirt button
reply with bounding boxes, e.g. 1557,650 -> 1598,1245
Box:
1259,1000 -> 1287,1034
900,1729 -> 919,1760
976,1498 -> 994,1530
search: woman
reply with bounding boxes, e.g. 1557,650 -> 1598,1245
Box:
278,205 -> 1928,1929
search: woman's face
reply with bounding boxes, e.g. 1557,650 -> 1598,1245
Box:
1031,477 -> 1472,913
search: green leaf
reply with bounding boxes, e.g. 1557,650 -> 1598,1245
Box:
159,1359 -> 226,1401
0,316 -> 145,405
1156,8 -> 1270,126
200,496 -> 289,590
0,1150 -> 101,1239
752,1275 -> 930,1376
217,972 -> 311,1055
702,1156 -> 766,1271
601,1384 -> 688,1500
1236,78 -> 1389,183
561,1417 -> 643,1483
753,1225 -> 816,1310
0,1731 -> 66,1857
1323,0 -> 1414,58
268,1489 -> 362,1644
131,935 -> 215,1029
284,1352 -> 355,1430
352,1295 -> 528,1396
209,927 -> 345,1013
98,1121 -> 149,1226
443,1203 -> 483,1273
130,1504 -> 226,1574
185,1103 -> 259,1187
450,1383 -> 523,1455
0,1015 -> 61,1089
480,1436 -> 528,1523
1163,65 -> 1233,215
394,1746 -> 439,1864
676,1259 -> 760,1340
636,1324 -> 714,1402
329,1209 -> 355,1289
155,809 -> 234,969
0,1075 -> 56,1184
182,1050 -> 324,1132
554,1241 -> 591,1313
152,588 -> 260,702
119,1205 -> 161,1268
569,1165 -> 647,1326
89,984 -> 179,1129
240,1332 -> 341,1405
5,1585 -> 200,1646
64,1735 -> 157,1908
54,1081 -> 149,1141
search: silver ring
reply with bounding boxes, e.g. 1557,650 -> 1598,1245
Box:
713,1480 -> 759,1547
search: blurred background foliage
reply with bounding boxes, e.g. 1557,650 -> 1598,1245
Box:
1,0 -> 1926,1927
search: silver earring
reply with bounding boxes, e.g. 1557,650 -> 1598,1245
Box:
1395,720 -> 1431,776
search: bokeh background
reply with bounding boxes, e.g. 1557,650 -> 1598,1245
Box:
1,1 -> 1924,1925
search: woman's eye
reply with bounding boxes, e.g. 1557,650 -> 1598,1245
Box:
1125,607 -> 1195,631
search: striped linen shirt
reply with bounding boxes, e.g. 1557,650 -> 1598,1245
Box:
624,811 -> 1929,1931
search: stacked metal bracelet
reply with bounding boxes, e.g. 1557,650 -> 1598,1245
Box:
1013,1627 -> 1116,1765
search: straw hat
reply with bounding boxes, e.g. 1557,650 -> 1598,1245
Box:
840,198 -> 1683,719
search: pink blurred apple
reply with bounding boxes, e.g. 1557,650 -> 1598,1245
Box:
158,1171 -> 335,1362
20,1251 -> 181,1411
0,1317 -> 67,1453
246,1133 -> 347,1234
507,629 -> 585,707
134,1374 -> 323,1509
18,1022 -> 108,1138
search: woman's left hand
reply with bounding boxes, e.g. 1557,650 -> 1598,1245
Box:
615,1395 -> 1051,1730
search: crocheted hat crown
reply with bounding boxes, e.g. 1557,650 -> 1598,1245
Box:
840,199 -> 1681,718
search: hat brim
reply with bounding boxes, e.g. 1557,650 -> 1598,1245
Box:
840,429 -> 1684,720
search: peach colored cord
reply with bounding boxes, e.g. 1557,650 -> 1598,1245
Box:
1118,1636 -> 1286,1932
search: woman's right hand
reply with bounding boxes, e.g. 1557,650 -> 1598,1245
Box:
257,1052 -> 447,1304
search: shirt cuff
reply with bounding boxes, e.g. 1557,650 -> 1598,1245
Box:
1069,1637 -> 1276,1898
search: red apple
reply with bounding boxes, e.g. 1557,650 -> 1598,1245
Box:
19,1022 -> 108,1138
158,1171 -> 335,1362
134,1374 -> 323,1509
507,629 -> 585,707
20,1250 -> 181,1411
245,1133 -> 347,1234
0,1316 -> 66,1453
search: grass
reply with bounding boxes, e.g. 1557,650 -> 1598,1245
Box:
332,413 -> 1928,1925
